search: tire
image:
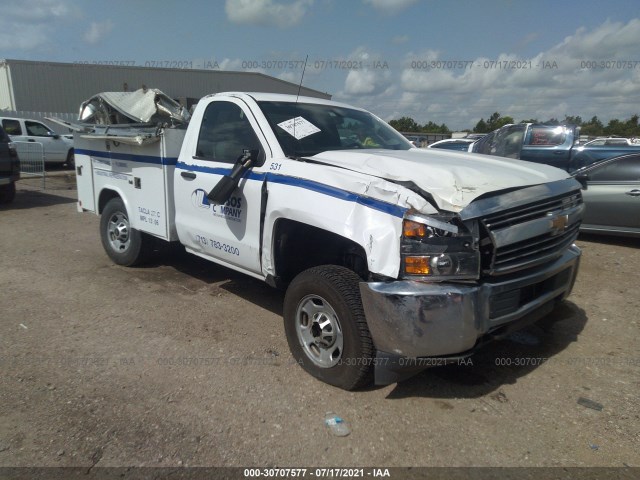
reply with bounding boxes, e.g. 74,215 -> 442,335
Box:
100,197 -> 148,266
66,149 -> 75,170
0,182 -> 16,204
284,265 -> 375,390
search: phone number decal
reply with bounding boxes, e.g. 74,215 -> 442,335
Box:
195,235 -> 240,256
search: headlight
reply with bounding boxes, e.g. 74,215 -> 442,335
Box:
401,213 -> 479,280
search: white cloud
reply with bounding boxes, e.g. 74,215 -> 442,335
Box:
3,0 -> 70,21
549,19 -> 640,59
345,70 -> 382,95
372,18 -> 640,129
83,20 -> 114,45
0,0 -> 72,51
225,0 -> 313,28
363,0 -> 418,14
336,47 -> 393,97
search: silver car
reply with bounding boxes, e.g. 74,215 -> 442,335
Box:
0,117 -> 74,168
574,153 -> 640,237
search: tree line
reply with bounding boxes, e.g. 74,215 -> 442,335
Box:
389,112 -> 640,137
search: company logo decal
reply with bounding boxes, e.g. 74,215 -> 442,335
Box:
191,189 -> 243,222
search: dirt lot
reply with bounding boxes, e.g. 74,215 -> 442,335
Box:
0,178 -> 639,470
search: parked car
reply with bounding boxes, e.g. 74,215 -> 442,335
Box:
0,125 -> 20,204
471,123 -> 640,172
404,135 -> 418,147
0,117 -> 74,168
582,137 -> 638,147
428,138 -> 476,151
574,153 -> 640,237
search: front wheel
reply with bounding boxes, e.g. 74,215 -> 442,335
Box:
283,265 -> 375,390
100,197 -> 148,266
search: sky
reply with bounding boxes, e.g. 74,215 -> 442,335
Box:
1,0 -> 640,130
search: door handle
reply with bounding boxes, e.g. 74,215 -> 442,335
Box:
553,151 -> 564,155
181,171 -> 197,179
625,189 -> 640,197
28,139 -> 35,142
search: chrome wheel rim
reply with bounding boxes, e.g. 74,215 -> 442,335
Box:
295,295 -> 343,368
107,211 -> 130,253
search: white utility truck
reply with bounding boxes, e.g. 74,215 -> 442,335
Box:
58,89 -> 584,390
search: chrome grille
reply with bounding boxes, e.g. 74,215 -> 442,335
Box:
481,190 -> 583,275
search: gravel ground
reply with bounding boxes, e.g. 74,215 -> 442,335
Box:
0,180 -> 638,470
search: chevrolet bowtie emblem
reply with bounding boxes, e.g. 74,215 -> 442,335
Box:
548,213 -> 569,235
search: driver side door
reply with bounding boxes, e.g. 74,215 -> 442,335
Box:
25,120 -> 66,163
174,99 -> 268,276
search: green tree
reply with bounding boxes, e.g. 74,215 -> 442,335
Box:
563,115 -> 582,125
485,112 -> 514,131
388,117 -> 420,132
603,117 -> 637,136
580,116 -> 604,136
473,118 -> 488,133
603,118 -> 623,136
623,114 -> 640,137
421,121 -> 450,133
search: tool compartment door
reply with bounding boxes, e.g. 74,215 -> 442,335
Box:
73,134 -> 96,212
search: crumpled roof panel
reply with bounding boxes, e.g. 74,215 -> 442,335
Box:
78,88 -> 190,125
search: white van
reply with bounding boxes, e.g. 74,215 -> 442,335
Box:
0,117 -> 74,167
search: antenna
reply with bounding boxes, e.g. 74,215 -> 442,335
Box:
294,54 -> 308,142
296,54 -> 309,103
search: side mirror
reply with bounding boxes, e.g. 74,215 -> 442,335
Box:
575,173 -> 589,190
207,149 -> 257,204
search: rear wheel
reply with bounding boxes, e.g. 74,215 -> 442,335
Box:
100,197 -> 148,266
0,182 -> 16,204
284,265 -> 374,390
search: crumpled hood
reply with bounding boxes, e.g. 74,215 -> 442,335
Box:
311,148 -> 570,212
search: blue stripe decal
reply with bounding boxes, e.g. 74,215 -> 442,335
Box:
176,161 -> 406,218
75,148 -> 178,166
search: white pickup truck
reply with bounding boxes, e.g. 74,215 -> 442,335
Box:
63,91 -> 584,390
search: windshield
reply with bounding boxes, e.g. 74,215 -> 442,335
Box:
257,101 -> 412,157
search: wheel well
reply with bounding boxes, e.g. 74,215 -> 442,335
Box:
97,189 -> 121,214
272,219 -> 369,285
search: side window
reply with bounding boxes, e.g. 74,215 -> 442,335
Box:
497,126 -> 524,158
589,156 -> 640,182
25,121 -> 52,137
526,126 -> 565,146
474,125 -> 524,158
2,119 -> 22,135
471,131 -> 496,155
196,102 -> 262,164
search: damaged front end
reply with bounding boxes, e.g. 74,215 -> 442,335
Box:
400,212 -> 480,281
359,178 -> 584,385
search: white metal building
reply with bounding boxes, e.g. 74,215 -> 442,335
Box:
0,58 -> 330,115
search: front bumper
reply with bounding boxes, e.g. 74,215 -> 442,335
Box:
359,245 -> 581,383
